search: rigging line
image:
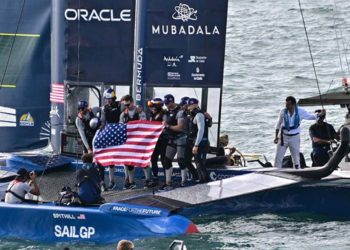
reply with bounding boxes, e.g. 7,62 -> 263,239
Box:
75,0 -> 82,190
333,0 -> 350,75
297,0 -> 324,108
298,0 -> 333,143
0,0 -> 26,90
331,1 -> 345,76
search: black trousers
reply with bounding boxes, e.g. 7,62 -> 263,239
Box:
151,136 -> 167,177
184,142 -> 199,181
312,148 -> 330,166
187,139 -> 210,183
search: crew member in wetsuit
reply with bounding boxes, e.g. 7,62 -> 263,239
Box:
187,98 -> 210,183
180,96 -> 200,183
100,88 -> 123,190
75,100 -> 98,154
309,110 -> 339,166
119,95 -> 147,189
160,94 -> 187,191
148,98 -> 167,184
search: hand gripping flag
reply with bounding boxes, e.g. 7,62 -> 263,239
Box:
93,120 -> 164,167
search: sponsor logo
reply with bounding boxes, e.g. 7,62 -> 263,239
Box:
64,9 -> 132,22
53,213 -> 76,220
172,3 -> 197,22
54,225 -> 95,239
188,55 -> 207,63
210,171 -> 235,181
19,113 -> 34,127
152,25 -> 219,36
191,67 -> 205,81
163,55 -> 183,67
210,172 -> 217,180
112,206 -> 162,215
167,72 -> 181,80
134,48 -> 143,103
151,4 -> 220,36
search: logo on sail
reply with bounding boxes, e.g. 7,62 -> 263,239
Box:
163,55 -> 183,67
191,67 -> 205,81
172,3 -> 197,22
19,113 -> 34,127
151,4 -> 220,36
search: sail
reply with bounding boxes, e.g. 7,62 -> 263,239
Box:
132,0 -> 228,146
0,0 -> 51,152
51,0 -> 135,153
132,0 -> 228,106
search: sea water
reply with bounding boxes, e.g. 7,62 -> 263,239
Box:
4,0 -> 350,249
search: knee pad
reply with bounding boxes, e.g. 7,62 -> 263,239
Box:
163,157 -> 173,170
177,158 -> 186,170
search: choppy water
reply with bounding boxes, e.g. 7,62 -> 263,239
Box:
5,0 -> 350,249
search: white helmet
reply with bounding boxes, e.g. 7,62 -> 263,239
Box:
103,88 -> 116,100
89,117 -> 100,130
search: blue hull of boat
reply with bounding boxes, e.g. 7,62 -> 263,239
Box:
0,202 -> 196,244
180,178 -> 350,219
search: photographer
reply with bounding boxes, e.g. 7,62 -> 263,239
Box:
5,168 -> 40,204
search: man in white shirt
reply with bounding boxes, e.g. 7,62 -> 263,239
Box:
274,96 -> 324,169
5,168 -> 40,204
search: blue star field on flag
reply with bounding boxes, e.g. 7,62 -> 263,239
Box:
94,123 -> 127,149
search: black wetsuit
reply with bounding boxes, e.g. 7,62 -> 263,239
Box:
76,111 -> 97,153
150,110 -> 167,178
104,101 -> 121,124
188,109 -> 210,182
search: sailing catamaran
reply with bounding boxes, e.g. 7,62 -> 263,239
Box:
1,0 -> 350,245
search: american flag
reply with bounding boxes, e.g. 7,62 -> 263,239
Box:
50,83 -> 64,104
77,214 -> 86,220
93,120 -> 164,167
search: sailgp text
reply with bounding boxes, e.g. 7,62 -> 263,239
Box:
54,225 -> 95,239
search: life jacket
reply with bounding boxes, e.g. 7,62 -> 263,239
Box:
283,107 -> 300,131
80,111 -> 97,139
122,109 -> 140,123
5,180 -> 38,204
166,106 -> 181,126
165,106 -> 184,138
104,101 -> 121,123
150,110 -> 165,122
188,109 -> 209,140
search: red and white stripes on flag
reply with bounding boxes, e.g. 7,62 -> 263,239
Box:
50,83 -> 64,103
93,120 -> 164,168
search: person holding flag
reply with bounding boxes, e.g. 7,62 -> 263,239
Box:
147,98 -> 167,184
119,95 -> 150,189
100,88 -> 123,190
93,98 -> 164,190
